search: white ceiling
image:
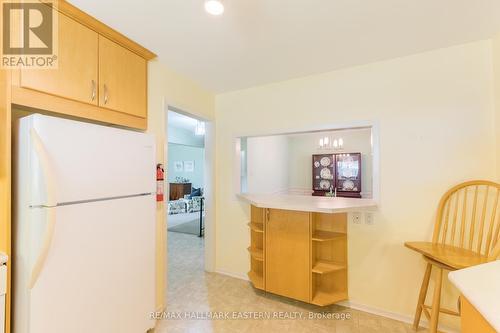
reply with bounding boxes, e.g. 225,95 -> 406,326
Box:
69,0 -> 500,93
168,111 -> 199,132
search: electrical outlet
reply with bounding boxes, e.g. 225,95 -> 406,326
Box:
351,212 -> 362,224
365,212 -> 374,225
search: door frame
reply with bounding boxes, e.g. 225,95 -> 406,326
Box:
164,104 -> 216,272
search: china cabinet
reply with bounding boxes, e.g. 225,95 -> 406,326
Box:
312,153 -> 362,198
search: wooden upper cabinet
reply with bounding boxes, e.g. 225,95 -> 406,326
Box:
11,1 -> 155,129
20,13 -> 99,105
98,36 -> 147,118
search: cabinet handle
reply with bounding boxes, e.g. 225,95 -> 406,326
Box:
104,84 -> 108,104
266,209 -> 270,221
91,80 -> 96,101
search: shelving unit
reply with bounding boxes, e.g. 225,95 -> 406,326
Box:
312,289 -> 348,306
248,270 -> 264,289
245,205 -> 349,305
311,212 -> 348,306
312,230 -> 346,242
247,222 -> 264,233
247,247 -> 264,261
312,260 -> 346,274
247,206 -> 265,290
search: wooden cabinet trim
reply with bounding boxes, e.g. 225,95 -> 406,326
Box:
11,86 -> 147,130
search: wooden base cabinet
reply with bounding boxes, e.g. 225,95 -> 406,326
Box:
266,209 -> 310,302
461,297 -> 496,333
247,206 -> 348,306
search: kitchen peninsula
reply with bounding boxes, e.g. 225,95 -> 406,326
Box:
238,193 -> 376,306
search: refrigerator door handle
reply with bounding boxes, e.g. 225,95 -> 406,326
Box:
30,128 -> 57,206
29,208 -> 56,289
29,129 -> 57,289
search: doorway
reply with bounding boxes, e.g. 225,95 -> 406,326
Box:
166,109 -> 206,237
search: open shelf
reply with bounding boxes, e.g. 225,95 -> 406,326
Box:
312,230 -> 346,242
247,222 -> 264,233
311,212 -> 348,306
247,246 -> 264,261
312,260 -> 346,274
248,270 -> 264,290
311,290 -> 348,306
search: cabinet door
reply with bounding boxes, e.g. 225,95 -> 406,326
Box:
20,14 -> 98,105
98,36 -> 147,118
265,209 -> 310,302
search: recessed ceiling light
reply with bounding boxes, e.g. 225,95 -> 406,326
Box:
205,0 -> 224,16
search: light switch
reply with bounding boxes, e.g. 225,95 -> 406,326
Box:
365,212 -> 374,225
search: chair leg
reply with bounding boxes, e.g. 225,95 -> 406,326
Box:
429,268 -> 443,333
413,263 -> 432,330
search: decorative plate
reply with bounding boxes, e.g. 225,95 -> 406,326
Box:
320,156 -> 331,167
320,167 -> 332,179
319,180 -> 331,190
342,168 -> 354,178
342,180 -> 355,191
314,161 -> 320,168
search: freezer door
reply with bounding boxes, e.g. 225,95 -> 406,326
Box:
27,195 -> 155,333
17,114 -> 155,206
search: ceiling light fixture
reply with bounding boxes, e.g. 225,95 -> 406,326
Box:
205,0 -> 224,16
319,136 -> 344,151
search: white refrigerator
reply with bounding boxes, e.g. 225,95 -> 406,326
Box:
12,114 -> 156,333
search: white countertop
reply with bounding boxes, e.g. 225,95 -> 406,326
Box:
0,252 -> 7,265
237,193 -> 377,213
448,260 -> 500,331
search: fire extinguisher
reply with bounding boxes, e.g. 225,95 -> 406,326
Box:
156,163 -> 164,202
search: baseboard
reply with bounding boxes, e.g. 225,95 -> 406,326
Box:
215,269 -> 249,281
214,271 -> 458,332
337,300 -> 459,333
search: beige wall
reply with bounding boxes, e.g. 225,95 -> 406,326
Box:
246,135 -> 289,194
493,34 -> 500,180
214,40 -> 497,328
147,59 -> 215,310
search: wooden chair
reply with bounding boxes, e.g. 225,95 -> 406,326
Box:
405,180 -> 500,333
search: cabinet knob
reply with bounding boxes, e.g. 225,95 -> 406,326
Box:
104,84 -> 108,104
91,80 -> 96,101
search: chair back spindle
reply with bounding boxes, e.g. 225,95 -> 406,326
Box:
432,180 -> 500,260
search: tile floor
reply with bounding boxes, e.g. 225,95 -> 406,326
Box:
154,232 -> 419,333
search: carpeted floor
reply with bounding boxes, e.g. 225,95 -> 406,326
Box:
168,212 -> 204,235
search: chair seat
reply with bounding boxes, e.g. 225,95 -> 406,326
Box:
404,241 -> 490,270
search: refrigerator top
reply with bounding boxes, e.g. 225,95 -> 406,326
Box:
15,114 -> 156,206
